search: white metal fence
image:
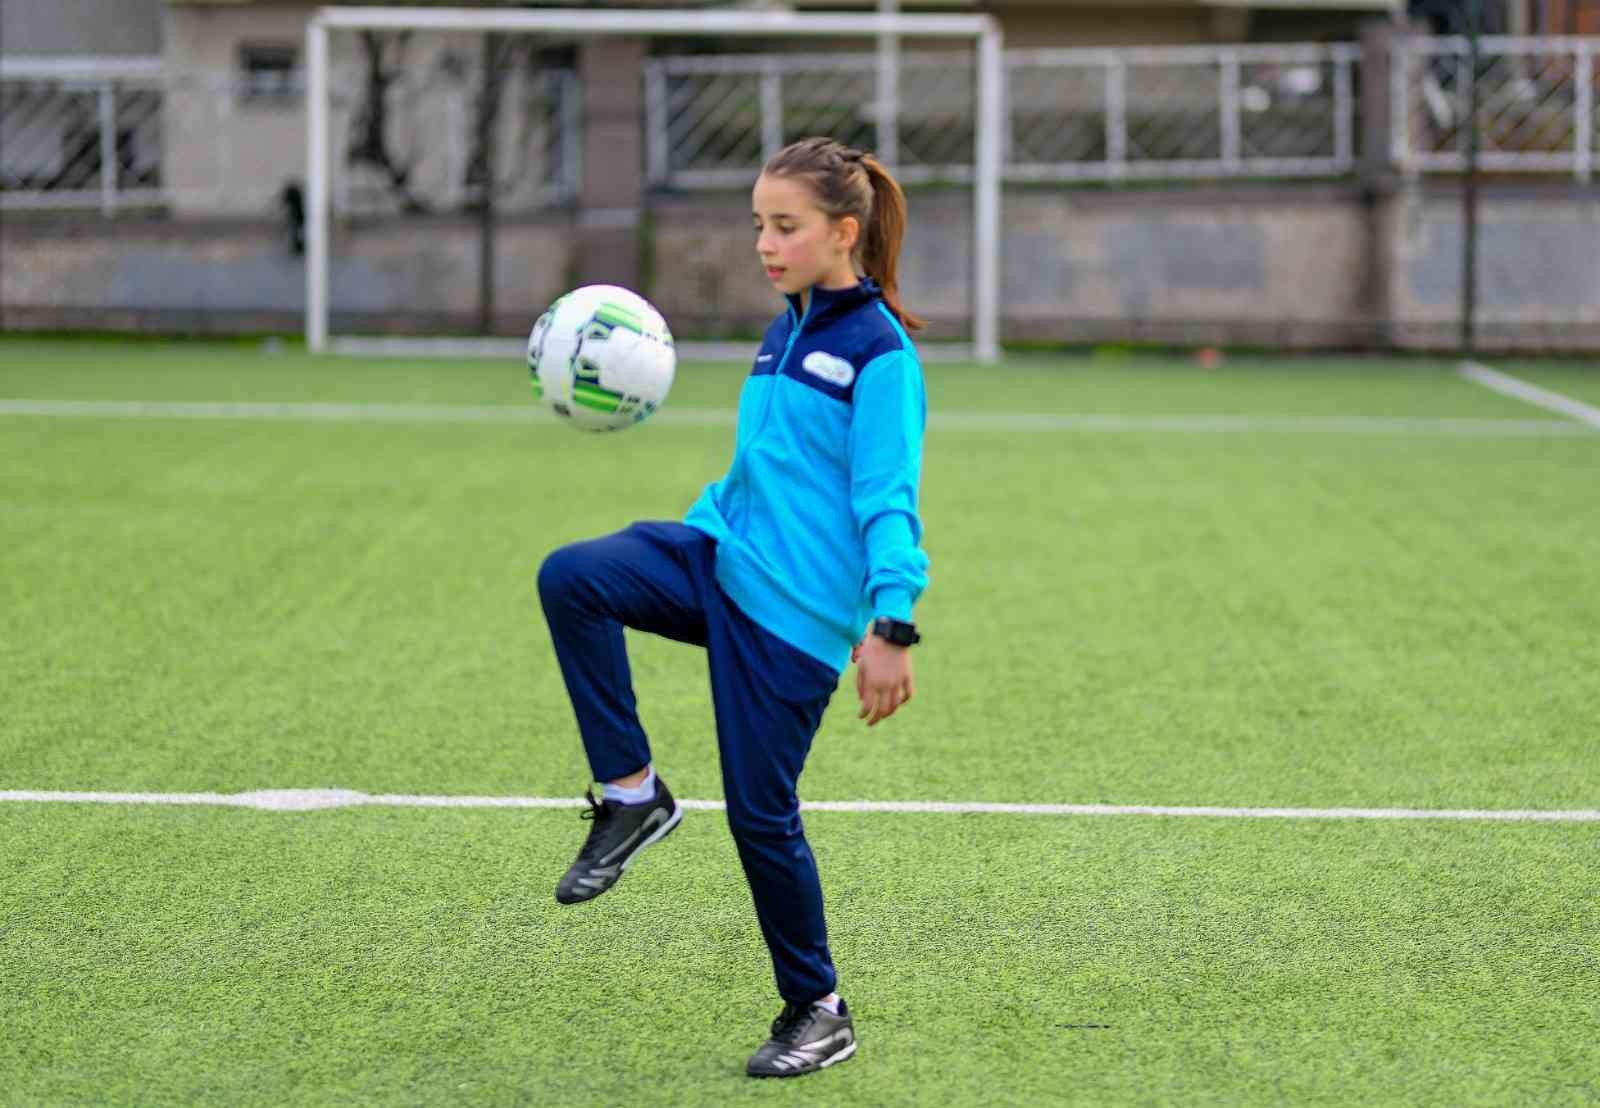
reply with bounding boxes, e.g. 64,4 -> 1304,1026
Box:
1394,35 -> 1598,182
646,43 -> 1362,187
0,58 -> 166,213
10,35 -> 1600,213
0,58 -> 579,215
645,51 -> 977,187
1009,44 -> 1359,181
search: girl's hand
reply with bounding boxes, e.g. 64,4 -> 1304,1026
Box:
852,629 -> 915,726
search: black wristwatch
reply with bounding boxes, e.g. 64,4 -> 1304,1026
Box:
871,617 -> 921,648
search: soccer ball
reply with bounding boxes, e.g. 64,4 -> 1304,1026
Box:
526,285 -> 676,432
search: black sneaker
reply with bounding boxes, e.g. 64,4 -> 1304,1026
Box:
555,779 -> 682,905
746,999 -> 857,1078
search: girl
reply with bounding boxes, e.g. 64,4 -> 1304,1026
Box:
537,136 -> 929,1078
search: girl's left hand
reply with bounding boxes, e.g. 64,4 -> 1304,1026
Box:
852,630 -> 915,726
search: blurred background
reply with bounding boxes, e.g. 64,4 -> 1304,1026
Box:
3,0 -> 1598,351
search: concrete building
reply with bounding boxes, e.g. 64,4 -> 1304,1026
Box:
140,0 -> 1406,222
1,0 -> 165,56
5,0 -> 1598,350
4,0 -> 1412,218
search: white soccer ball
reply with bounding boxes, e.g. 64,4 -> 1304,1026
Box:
526,285 -> 676,432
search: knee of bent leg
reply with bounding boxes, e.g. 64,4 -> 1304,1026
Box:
536,544 -> 586,608
724,797 -> 801,844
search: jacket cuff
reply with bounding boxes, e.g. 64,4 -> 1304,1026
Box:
872,587 -> 915,621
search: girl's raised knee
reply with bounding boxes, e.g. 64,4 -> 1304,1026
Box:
536,545 -> 584,603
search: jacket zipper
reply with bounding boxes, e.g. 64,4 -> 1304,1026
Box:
737,299 -> 808,537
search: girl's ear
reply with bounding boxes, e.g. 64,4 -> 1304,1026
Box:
833,215 -> 861,255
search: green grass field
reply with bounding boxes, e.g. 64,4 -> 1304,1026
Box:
3,339 -> 1597,1105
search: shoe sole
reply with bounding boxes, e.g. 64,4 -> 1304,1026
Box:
821,1040 -> 858,1070
556,803 -> 683,905
747,1036 -> 857,1078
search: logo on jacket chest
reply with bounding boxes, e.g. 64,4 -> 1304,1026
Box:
799,350 -> 855,387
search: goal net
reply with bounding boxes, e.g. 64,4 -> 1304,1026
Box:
302,6 -> 1003,362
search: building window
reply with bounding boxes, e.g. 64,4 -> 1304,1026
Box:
239,42 -> 299,106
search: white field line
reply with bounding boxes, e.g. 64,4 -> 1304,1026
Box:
0,398 -> 1591,437
0,789 -> 1596,822
1459,361 -> 1600,429
326,337 -> 978,364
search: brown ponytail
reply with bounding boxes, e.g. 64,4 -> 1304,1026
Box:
857,154 -> 924,332
762,137 -> 926,332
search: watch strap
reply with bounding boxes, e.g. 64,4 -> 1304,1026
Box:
871,616 -> 921,647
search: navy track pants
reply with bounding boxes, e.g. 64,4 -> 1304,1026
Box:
537,520 -> 841,1004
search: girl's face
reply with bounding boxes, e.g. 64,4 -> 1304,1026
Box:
752,173 -> 860,297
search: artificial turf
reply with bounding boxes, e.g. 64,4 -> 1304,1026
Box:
2,339 -> 1596,1104
2,806 -> 1595,1106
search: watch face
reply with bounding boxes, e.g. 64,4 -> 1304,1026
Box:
875,619 -> 917,645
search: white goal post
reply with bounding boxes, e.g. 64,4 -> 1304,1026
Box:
303,5 -> 1004,362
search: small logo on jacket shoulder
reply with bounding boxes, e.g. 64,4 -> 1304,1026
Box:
801,350 -> 855,387
756,354 -> 773,363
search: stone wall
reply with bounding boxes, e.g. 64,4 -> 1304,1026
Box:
1388,181 -> 1600,350
4,181 -> 1599,351
1,212 -> 574,336
642,180 -> 1600,350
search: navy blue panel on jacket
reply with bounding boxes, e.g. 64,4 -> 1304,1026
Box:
685,278 -> 930,672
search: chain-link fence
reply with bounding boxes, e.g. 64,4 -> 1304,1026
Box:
0,59 -> 166,213
1008,44 -> 1358,181
644,51 -> 976,186
1,57 -> 579,215
1394,35 -> 1597,180
12,36 -> 1600,213
646,43 -> 1360,187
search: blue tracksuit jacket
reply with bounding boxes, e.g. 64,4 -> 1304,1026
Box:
684,278 -> 930,672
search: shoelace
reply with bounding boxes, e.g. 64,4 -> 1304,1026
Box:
769,1002 -> 813,1042
575,789 -> 613,861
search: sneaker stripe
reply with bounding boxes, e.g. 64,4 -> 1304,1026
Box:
557,793 -> 682,905
598,805 -> 670,866
818,1040 -> 858,1069
618,803 -> 682,872
761,1029 -> 854,1072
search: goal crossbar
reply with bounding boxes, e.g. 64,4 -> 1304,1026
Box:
305,6 -> 1004,361
313,7 -> 995,37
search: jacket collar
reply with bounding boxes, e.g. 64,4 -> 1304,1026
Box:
785,277 -> 883,327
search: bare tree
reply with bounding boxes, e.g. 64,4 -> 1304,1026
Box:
347,30 -> 429,213
346,30 -> 550,331
469,33 -> 521,332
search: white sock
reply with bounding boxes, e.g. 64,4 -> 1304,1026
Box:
814,993 -> 842,1015
602,767 -> 656,805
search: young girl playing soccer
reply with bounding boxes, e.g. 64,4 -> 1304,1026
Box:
537,136 -> 929,1078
